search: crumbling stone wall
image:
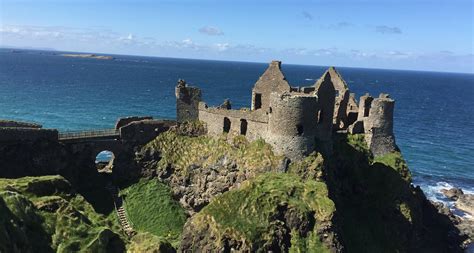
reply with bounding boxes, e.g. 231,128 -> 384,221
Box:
315,71 -> 336,141
357,93 -> 374,121
115,116 -> 153,130
315,67 -> 350,130
198,102 -> 268,141
0,120 -> 42,128
175,80 -> 202,122
119,119 -> 175,146
346,93 -> 359,126
0,128 -> 58,142
251,61 -> 291,110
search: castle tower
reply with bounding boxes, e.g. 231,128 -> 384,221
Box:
251,61 -> 291,111
267,92 -> 319,160
364,94 -> 397,156
175,79 -> 202,122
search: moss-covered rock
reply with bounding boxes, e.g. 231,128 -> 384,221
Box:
0,175 -> 125,253
137,131 -> 285,212
180,173 -> 340,252
127,232 -> 176,253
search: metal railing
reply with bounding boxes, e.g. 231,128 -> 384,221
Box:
58,128 -> 119,140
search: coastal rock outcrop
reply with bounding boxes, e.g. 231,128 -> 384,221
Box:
441,187 -> 464,200
180,173 -> 341,252
136,126 -> 286,213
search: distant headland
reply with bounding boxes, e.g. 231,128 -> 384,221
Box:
60,53 -> 114,60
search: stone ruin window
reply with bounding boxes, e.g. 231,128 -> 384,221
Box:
363,101 -> 371,117
223,117 -> 231,133
296,124 -> 304,136
240,119 -> 248,135
254,93 -> 262,109
318,110 -> 324,124
335,90 -> 340,97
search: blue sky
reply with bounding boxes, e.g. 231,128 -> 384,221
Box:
1,0 -> 472,73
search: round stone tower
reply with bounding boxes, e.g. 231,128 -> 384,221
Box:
267,92 -> 319,160
364,94 -> 397,156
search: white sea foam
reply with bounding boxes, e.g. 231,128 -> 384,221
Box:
420,181 -> 474,218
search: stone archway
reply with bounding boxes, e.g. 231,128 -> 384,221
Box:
95,150 -> 115,173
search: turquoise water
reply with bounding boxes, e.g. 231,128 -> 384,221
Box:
0,48 -> 473,202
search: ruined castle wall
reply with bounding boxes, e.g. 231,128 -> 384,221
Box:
115,116 -> 153,130
198,103 -> 268,141
0,120 -> 42,128
119,119 -> 176,146
346,93 -> 359,126
315,67 -> 350,129
357,93 -> 374,121
267,92 -> 319,160
364,95 -> 397,156
315,72 -> 335,141
251,61 -> 291,110
0,127 -> 58,142
176,85 -> 202,122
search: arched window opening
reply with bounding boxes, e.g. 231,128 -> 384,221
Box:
254,93 -> 262,109
223,117 -> 231,133
95,150 -> 115,173
240,119 -> 248,135
296,124 -> 304,136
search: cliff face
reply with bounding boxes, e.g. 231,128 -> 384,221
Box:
326,134 -> 464,252
0,123 -> 466,252
132,124 -> 464,252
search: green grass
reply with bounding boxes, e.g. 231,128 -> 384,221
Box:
373,151 -> 412,183
143,130 -> 284,176
120,179 -> 187,247
0,175 -> 125,253
187,173 -> 335,251
288,152 -> 325,181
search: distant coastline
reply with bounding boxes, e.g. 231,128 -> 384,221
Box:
61,53 -> 114,60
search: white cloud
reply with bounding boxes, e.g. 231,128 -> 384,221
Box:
198,26 -> 224,36
215,43 -> 230,52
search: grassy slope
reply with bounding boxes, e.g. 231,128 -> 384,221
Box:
0,175 -> 124,253
120,179 -> 187,248
143,131 -> 283,174
186,173 -> 335,252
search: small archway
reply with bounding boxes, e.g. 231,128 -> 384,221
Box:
240,119 -> 248,135
95,150 -> 115,173
223,117 -> 231,133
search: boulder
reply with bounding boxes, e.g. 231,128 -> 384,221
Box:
441,187 -> 464,200
456,194 -> 474,216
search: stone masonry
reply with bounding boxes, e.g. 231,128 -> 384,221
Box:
176,61 -> 398,159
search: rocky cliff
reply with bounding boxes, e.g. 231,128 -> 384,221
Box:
0,122 -> 468,252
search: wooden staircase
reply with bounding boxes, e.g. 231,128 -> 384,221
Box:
106,184 -> 136,237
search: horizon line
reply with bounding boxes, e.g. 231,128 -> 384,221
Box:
1,46 -> 473,75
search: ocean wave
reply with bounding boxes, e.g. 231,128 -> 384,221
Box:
419,181 -> 474,218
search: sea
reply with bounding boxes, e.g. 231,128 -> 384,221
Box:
0,48 -> 473,210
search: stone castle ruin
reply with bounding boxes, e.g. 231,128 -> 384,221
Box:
176,60 -> 398,160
